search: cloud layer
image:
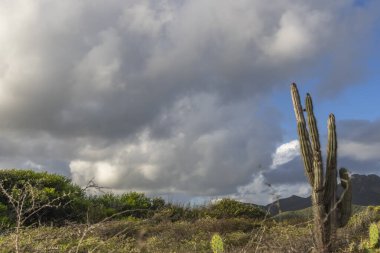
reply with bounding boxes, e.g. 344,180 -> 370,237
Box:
0,0 -> 379,203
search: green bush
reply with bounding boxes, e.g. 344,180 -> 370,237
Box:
0,169 -> 266,230
120,192 -> 152,217
86,192 -> 166,222
0,202 -> 11,229
206,198 -> 266,219
0,169 -> 86,225
152,204 -> 203,222
151,199 -> 266,222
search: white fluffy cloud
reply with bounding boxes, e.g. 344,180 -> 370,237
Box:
271,140 -> 300,169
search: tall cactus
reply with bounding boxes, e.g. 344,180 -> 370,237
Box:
290,83 -> 352,252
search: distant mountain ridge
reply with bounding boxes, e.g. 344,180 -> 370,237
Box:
266,174 -> 380,215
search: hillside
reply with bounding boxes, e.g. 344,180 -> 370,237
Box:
266,174 -> 380,215
273,205 -> 368,222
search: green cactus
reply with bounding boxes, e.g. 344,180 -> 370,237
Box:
290,84 -> 352,252
210,233 -> 224,253
361,223 -> 380,252
369,223 -> 379,249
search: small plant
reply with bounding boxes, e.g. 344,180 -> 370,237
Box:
360,222 -> 380,252
369,223 -> 379,249
211,233 -> 224,253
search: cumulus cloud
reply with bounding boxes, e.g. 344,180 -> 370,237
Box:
70,94 -> 282,196
270,140 -> 299,169
0,0 -> 378,203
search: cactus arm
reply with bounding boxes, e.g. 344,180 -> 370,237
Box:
292,84 -> 325,251
337,168 -> 352,228
290,84 -> 353,252
291,83 -> 314,186
290,83 -> 352,252
305,93 -> 328,249
305,94 -> 324,192
324,114 -> 338,245
324,114 -> 337,204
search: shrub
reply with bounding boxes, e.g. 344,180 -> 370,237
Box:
120,192 -> 152,217
207,199 -> 266,219
86,192 -> 166,222
151,203 -> 203,222
0,202 -> 11,229
0,169 -> 86,225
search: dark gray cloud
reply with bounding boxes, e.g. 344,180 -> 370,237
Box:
0,0 -> 378,202
315,0 -> 380,96
70,95 -> 282,196
338,119 -> 380,144
1,0 -> 377,138
263,157 -> 307,185
338,119 -> 380,173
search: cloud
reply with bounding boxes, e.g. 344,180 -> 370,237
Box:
23,160 -> 46,171
316,1 -> 380,96
251,117 -> 380,203
338,119 -> 380,144
263,6 -> 331,61
70,94 -> 282,196
235,172 -> 310,205
1,0 -> 377,138
262,119 -> 380,191
260,139 -> 307,188
337,119 -> 380,174
271,140 -> 299,169
340,141 -> 380,161
0,0 -> 378,203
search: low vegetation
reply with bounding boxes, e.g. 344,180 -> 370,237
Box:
0,169 -> 379,252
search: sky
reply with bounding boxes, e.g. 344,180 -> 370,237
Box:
0,0 -> 379,205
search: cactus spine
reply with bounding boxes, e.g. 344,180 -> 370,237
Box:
290,83 -> 352,252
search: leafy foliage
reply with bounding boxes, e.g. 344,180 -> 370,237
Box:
0,169 -> 85,225
0,202 -> 10,228
207,198 -> 266,219
0,173 -> 378,253
86,192 -> 166,222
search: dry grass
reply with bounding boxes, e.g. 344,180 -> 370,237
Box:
0,206 -> 379,253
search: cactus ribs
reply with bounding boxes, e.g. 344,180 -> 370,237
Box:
290,83 -> 352,253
